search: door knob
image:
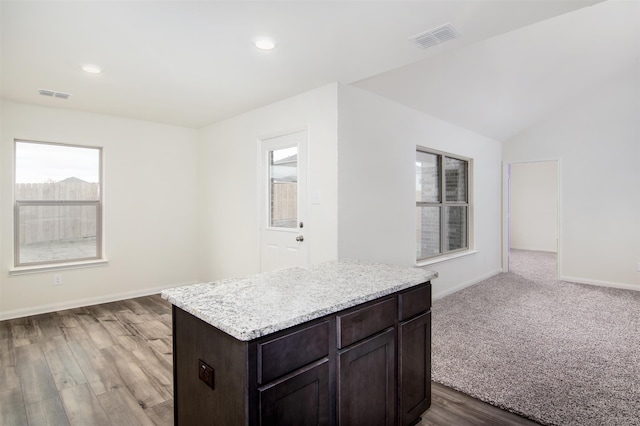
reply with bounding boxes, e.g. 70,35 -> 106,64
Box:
296,235 -> 304,242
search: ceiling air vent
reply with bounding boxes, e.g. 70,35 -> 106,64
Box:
38,89 -> 71,99
410,23 -> 460,49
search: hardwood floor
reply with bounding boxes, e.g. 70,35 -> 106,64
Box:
0,295 -> 173,426
0,295 -> 540,426
419,383 -> 541,426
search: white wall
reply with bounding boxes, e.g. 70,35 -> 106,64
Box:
337,84 -> 503,298
510,161 -> 558,252
504,67 -> 640,289
0,101 -> 199,319
197,84 -> 338,281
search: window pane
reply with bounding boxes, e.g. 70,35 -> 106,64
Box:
15,180 -> 100,202
17,204 -> 99,264
417,206 -> 440,259
445,206 -> 467,251
416,151 -> 440,202
444,157 -> 467,202
15,142 -> 100,201
270,146 -> 297,228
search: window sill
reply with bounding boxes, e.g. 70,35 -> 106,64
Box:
9,259 -> 109,275
416,250 -> 478,267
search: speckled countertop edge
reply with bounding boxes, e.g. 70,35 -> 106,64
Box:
162,260 -> 437,341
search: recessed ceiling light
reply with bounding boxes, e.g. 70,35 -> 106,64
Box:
82,64 -> 103,74
254,38 -> 276,51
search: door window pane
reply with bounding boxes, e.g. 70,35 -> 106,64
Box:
269,146 -> 297,228
417,206 -> 441,259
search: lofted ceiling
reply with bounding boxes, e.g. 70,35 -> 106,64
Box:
2,0 -> 627,141
355,0 -> 640,141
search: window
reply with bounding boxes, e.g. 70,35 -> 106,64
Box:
14,140 -> 102,267
416,148 -> 469,261
269,146 -> 297,229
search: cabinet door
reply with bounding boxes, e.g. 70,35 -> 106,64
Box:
258,359 -> 330,426
398,311 -> 431,426
338,328 -> 396,426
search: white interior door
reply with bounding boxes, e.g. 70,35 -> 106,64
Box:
260,130 -> 308,272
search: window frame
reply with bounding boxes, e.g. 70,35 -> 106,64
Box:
416,146 -> 471,262
13,139 -> 104,269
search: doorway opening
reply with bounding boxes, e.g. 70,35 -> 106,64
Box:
504,160 -> 560,278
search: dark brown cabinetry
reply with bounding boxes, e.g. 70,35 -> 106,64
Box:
338,328 -> 396,425
257,320 -> 332,425
399,312 -> 431,426
172,282 -> 431,425
398,284 -> 432,426
259,358 -> 331,425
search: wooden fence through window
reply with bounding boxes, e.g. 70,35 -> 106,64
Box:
16,182 -> 99,245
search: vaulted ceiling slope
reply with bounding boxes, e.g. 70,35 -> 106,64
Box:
355,0 -> 639,141
1,1 -> 610,133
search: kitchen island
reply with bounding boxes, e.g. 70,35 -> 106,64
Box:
162,260 -> 437,425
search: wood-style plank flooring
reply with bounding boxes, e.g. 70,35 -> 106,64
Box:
419,383 -> 541,426
0,295 -> 173,426
0,295 -> 541,425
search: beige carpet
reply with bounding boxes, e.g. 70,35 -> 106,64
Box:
431,250 -> 640,426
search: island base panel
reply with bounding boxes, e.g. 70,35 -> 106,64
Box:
173,306 -> 249,426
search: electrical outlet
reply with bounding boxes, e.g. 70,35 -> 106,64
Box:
198,359 -> 214,389
53,275 -> 62,286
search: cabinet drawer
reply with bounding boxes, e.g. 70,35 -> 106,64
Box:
337,297 -> 396,348
258,321 -> 329,384
399,283 -> 431,321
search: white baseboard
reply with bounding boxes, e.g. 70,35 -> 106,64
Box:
430,271 -> 638,303
0,281 -> 197,321
559,275 -> 640,292
510,247 -> 557,253
432,269 -> 502,300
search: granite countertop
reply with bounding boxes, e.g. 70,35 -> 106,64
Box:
161,260 -> 437,341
